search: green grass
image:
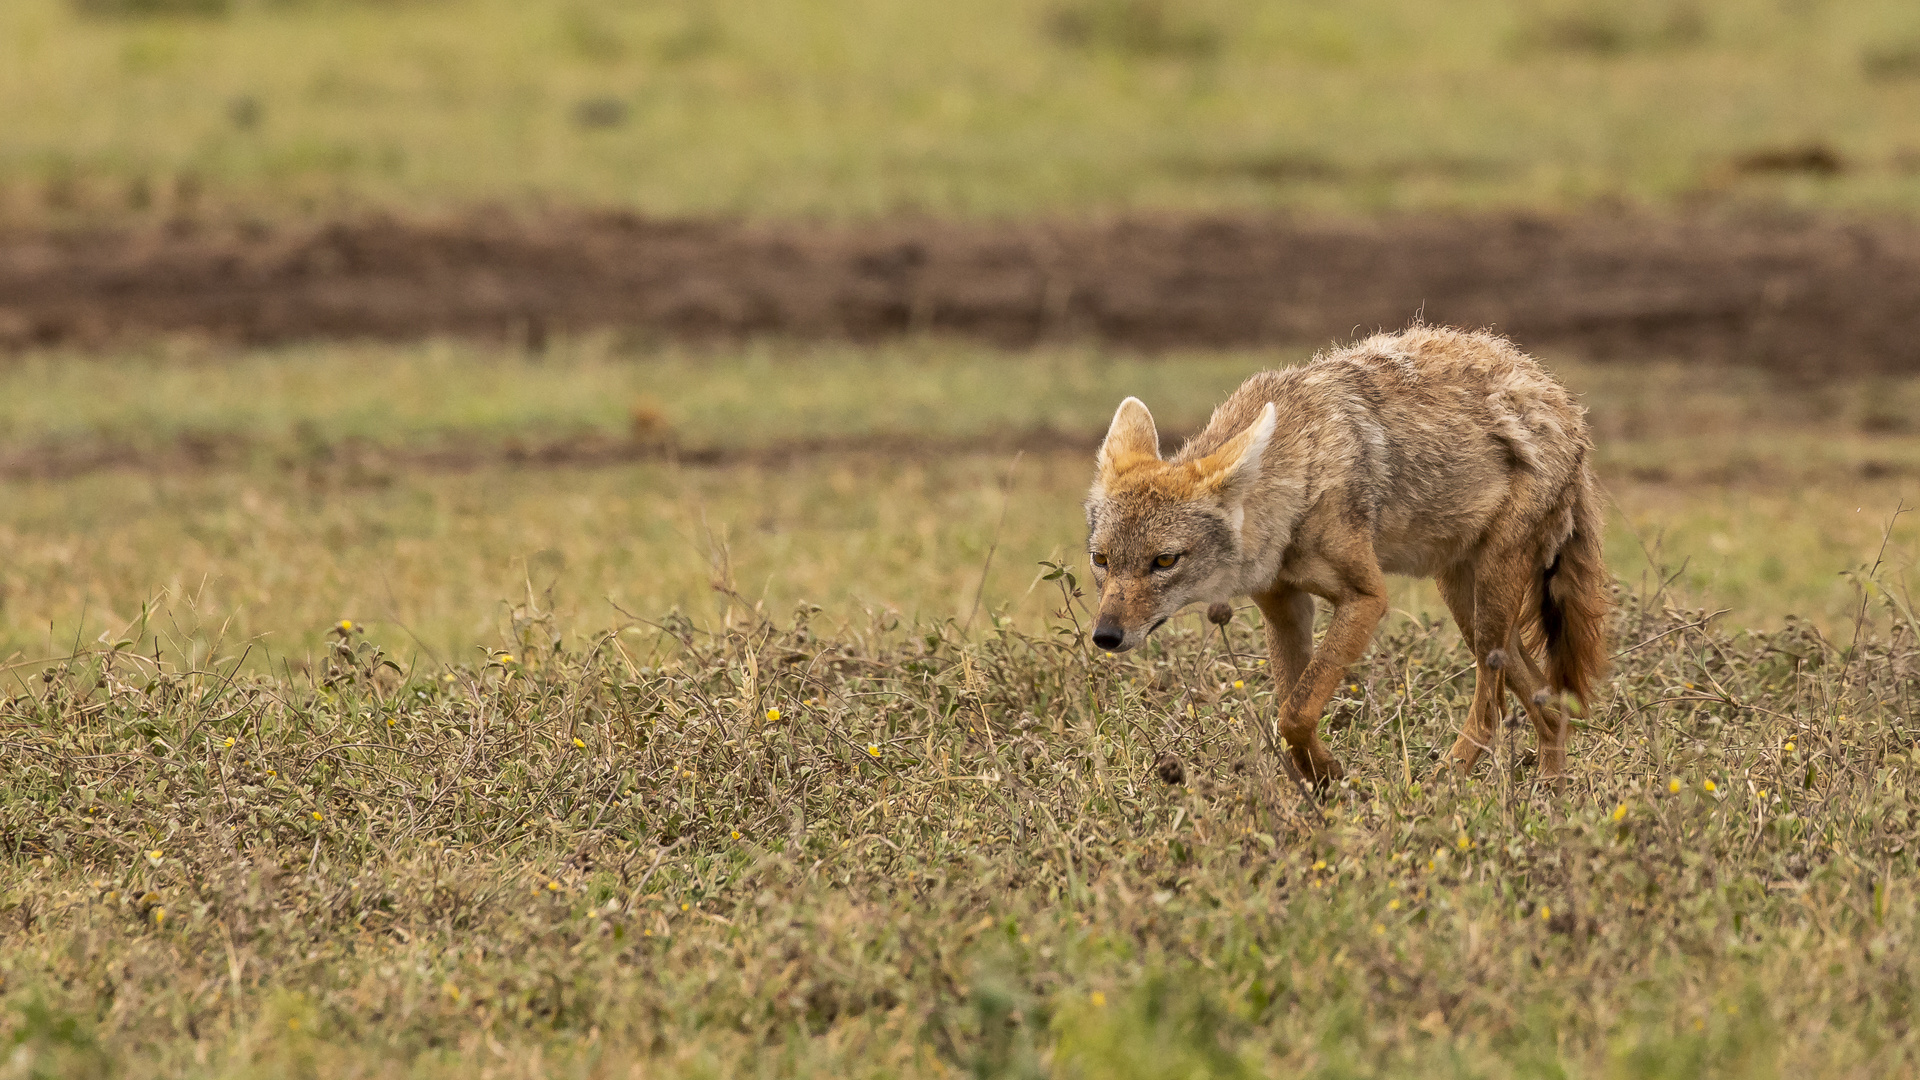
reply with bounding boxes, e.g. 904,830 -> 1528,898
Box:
1,592 -> 1917,1077
5,0 -> 1920,220
0,338 -> 1266,451
0,338 -> 1914,666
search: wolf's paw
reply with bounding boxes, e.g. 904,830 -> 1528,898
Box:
1291,748 -> 1345,791
1435,735 -> 1489,778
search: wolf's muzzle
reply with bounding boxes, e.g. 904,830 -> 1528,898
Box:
1092,617 -> 1125,651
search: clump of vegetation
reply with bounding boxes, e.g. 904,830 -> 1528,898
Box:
1513,0 -> 1708,56
71,0 -> 442,14
70,0 -> 231,17
0,577 -> 1915,1073
1862,40 -> 1920,82
571,95 -> 630,130
1730,142 -> 1848,177
1044,0 -> 1223,60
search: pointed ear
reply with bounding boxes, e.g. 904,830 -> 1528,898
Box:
1097,397 -> 1160,478
1195,403 -> 1276,500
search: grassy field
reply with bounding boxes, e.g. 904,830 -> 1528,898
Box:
2,562 -> 1917,1077
0,338 -> 1914,668
0,337 -> 1912,1077
7,2 -> 1920,1065
5,0 -> 1920,220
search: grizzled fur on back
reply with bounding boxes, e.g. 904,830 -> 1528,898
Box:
1086,323 -> 1609,781
1180,325 -> 1589,574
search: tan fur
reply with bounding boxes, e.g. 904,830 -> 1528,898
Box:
1085,325 -> 1610,782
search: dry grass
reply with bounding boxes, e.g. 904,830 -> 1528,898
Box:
1,583 -> 1917,1077
0,337 -> 1915,1075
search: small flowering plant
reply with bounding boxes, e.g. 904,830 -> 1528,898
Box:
323,618 -> 402,691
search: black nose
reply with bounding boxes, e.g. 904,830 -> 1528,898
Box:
1092,620 -> 1124,651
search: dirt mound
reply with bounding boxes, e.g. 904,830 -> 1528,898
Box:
4,210 -> 1918,372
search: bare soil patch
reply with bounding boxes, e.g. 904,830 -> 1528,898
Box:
0,428 -> 1096,482
5,425 -> 1910,486
4,210 -> 1919,373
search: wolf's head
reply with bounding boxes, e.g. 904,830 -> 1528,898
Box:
1083,396 -> 1276,652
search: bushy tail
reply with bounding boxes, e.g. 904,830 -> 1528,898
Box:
1539,470 -> 1610,710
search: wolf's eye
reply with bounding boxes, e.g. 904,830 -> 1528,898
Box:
1153,553 -> 1180,569
1091,552 -> 1108,568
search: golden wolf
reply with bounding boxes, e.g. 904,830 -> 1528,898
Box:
1084,325 -> 1608,782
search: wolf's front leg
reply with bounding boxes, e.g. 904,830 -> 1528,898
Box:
1253,586 -> 1315,693
1278,585 -> 1388,786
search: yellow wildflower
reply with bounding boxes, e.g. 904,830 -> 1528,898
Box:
1233,680 -> 1244,690
1090,991 -> 1107,1008
730,830 -> 742,840
1456,834 -> 1471,851
867,744 -> 881,757
766,707 -> 781,723
572,737 -> 586,749
311,811 -> 323,822
338,619 -> 354,632
1668,779 -> 1681,794
1703,779 -> 1717,793
1611,803 -> 1628,822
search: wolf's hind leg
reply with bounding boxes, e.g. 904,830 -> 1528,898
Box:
1436,549 -> 1541,777
1501,629 -> 1569,779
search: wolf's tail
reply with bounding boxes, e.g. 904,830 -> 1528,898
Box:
1539,467 -> 1610,710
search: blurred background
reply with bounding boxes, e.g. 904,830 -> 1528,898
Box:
1,0 -> 1916,665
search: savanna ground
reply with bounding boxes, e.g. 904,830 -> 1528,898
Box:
2,338 -> 1917,1080
4,0 -> 1920,1077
